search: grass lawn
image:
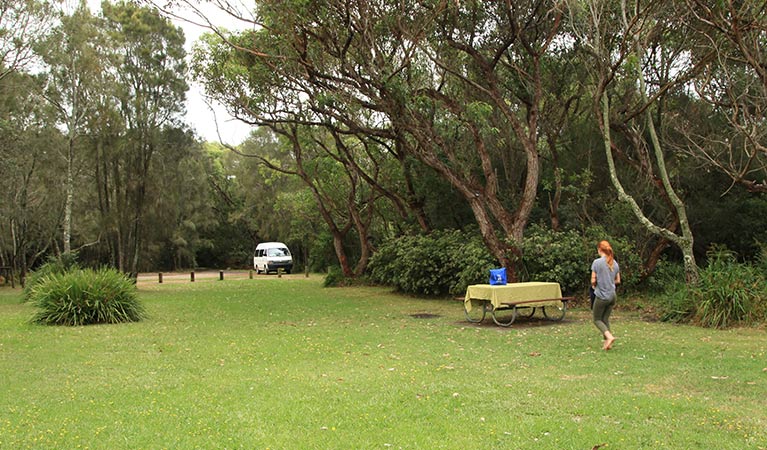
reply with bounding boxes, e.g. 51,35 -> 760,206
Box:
1,276 -> 765,449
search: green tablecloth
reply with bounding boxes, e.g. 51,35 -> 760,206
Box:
464,282 -> 563,312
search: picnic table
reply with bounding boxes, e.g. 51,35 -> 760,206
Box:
464,282 -> 573,327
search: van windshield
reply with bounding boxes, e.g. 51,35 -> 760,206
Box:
267,248 -> 290,257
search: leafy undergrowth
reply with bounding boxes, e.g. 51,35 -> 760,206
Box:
1,279 -> 765,449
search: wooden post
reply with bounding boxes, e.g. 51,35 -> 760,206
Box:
305,264 -> 309,278
158,272 -> 163,284
190,271 -> 195,282
277,268 -> 283,278
249,270 -> 253,279
219,270 -> 224,281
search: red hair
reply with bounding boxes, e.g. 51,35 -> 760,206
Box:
598,240 -> 615,271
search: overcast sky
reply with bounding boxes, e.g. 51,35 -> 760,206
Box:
87,1 -> 253,145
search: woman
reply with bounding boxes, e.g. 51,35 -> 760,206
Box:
591,240 -> 620,350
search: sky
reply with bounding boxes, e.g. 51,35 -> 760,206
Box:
86,1 -> 253,145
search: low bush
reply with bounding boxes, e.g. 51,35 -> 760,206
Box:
29,268 -> 145,326
656,281 -> 696,323
520,225 -> 641,295
22,253 -> 81,302
690,247 -> 767,328
323,266 -> 347,287
655,247 -> 767,328
367,229 -> 494,296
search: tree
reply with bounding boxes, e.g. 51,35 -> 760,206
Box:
567,0 -> 701,283
186,0 -> 571,279
0,0 -> 54,81
37,1 -> 109,254
100,1 -> 188,275
679,0 -> 767,194
0,71 -> 64,284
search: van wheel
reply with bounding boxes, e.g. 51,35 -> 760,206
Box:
255,266 -> 260,274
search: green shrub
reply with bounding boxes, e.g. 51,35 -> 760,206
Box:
644,258 -> 686,294
23,253 -> 81,302
690,247 -> 767,328
29,268 -> 145,326
656,281 -> 696,323
520,225 -> 641,295
367,229 -> 495,296
323,266 -> 347,287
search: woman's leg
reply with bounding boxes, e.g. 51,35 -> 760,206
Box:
593,297 -> 616,350
592,298 -> 610,334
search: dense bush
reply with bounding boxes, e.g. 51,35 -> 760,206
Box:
520,225 -> 641,295
22,253 -> 82,302
691,248 -> 766,328
323,265 -> 346,287
367,229 -> 495,296
29,268 -> 145,326
657,247 -> 767,328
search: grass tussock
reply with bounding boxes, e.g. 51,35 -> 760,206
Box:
28,267 -> 145,326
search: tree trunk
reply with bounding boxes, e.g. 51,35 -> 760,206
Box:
599,91 -> 698,284
63,135 -> 74,254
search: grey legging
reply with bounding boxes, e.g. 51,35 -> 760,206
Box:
593,295 -> 616,335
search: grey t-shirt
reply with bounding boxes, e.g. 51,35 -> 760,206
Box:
591,256 -> 620,300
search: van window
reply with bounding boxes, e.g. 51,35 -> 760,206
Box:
267,247 -> 290,257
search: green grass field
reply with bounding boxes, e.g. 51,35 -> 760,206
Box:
1,277 -> 765,449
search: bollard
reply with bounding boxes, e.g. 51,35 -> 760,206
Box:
249,270 -> 253,279
277,268 -> 283,278
159,272 -> 163,284
219,270 -> 224,281
190,271 -> 195,282
305,265 -> 309,278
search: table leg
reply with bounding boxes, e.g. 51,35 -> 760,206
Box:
464,300 -> 488,323
491,305 -> 518,327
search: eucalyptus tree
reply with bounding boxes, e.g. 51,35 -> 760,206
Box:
36,1 -> 109,254
142,127 -> 215,270
100,1 -> 188,274
566,0 -> 702,283
0,0 -> 54,81
679,0 -> 767,194
0,71 -> 65,283
185,0 -> 570,279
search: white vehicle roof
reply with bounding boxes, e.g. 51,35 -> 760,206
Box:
256,242 -> 288,248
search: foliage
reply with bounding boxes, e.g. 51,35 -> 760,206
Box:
28,267 -> 145,326
322,265 -> 346,288
655,280 -> 697,324
22,253 -> 81,302
367,229 -> 495,296
689,246 -> 767,328
643,257 -> 687,294
520,225 -> 590,295
520,224 -> 642,295
656,246 -> 767,327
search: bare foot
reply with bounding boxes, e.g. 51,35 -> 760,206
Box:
603,336 -> 615,351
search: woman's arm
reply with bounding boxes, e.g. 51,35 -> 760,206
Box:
614,272 -> 621,285
591,271 -> 597,287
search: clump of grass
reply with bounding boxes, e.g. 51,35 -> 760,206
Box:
29,267 -> 145,326
22,253 -> 81,302
691,246 -> 766,328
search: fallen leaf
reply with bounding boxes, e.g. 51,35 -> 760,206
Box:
591,444 -> 607,450
529,351 -> 541,357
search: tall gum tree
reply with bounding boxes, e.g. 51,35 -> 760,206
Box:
182,0 -> 567,279
567,0 -> 700,283
101,1 -> 188,275
37,1 -> 106,254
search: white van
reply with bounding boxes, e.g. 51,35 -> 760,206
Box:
253,242 -> 293,274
